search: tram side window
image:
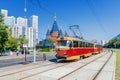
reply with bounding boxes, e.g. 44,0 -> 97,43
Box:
73,41 -> 78,47
66,40 -> 72,47
79,41 -> 82,47
82,42 -> 85,48
86,43 -> 88,48
90,43 -> 92,48
88,43 -> 90,48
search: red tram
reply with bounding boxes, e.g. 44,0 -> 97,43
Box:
55,37 -> 103,61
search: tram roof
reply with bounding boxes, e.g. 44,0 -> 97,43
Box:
58,37 -> 101,45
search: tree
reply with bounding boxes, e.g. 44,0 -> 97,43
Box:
48,38 -> 54,44
63,31 -> 69,37
0,14 -> 8,51
104,38 -> 120,48
4,27 -> 19,51
5,37 -> 18,51
18,35 -> 28,49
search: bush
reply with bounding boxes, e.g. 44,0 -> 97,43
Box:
42,48 -> 50,52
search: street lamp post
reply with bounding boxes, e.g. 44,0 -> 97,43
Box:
33,47 -> 36,63
23,43 -> 28,64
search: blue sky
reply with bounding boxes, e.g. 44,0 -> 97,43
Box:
0,0 -> 120,42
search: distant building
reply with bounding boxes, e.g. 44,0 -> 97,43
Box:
30,15 -> 38,39
1,9 -> 8,17
1,9 -> 15,27
12,24 -> 19,38
12,24 -> 22,38
28,27 -> 34,47
17,17 -> 27,27
101,40 -> 108,46
1,9 -> 39,48
4,16 -> 15,27
17,17 -> 28,38
46,16 -> 63,42
30,15 -> 38,47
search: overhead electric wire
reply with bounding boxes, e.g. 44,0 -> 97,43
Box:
28,0 -> 83,37
29,0 -> 54,16
86,0 -> 109,39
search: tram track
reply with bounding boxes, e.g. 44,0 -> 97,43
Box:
0,61 -> 59,77
59,51 -> 113,80
20,52 -> 108,80
0,60 -> 69,80
57,52 -> 111,80
91,52 -> 113,80
0,52 -> 110,80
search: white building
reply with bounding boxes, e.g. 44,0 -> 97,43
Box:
30,15 -> 38,39
30,15 -> 38,47
17,17 -> 27,27
1,9 -> 15,27
101,40 -> 108,46
4,16 -> 15,27
28,27 -> 34,47
12,25 -> 18,38
12,24 -> 23,38
1,9 -> 8,17
17,17 -> 28,38
1,9 -> 39,48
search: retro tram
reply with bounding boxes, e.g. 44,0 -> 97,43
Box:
55,37 -> 103,61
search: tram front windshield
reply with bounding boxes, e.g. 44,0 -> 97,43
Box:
57,40 -> 71,47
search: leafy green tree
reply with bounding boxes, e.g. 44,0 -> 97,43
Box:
80,36 -> 84,40
18,35 -> 28,49
104,38 -> 120,48
63,31 -> 69,37
48,38 -> 54,44
4,27 -> 19,51
0,14 -> 8,51
5,37 -> 18,51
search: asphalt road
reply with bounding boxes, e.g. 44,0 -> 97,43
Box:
0,54 -> 56,68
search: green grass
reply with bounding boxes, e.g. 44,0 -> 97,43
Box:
42,48 -> 50,52
113,50 -> 120,80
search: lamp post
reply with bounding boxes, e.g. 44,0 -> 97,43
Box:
33,46 -> 36,63
22,35 -> 28,64
23,43 -> 28,64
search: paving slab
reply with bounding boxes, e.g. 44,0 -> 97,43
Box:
0,52 -> 115,80
95,53 -> 116,80
22,53 -> 106,80
60,52 -> 115,80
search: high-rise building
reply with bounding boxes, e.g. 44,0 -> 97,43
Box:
17,17 -> 27,27
1,9 -> 39,48
17,17 -> 28,38
1,9 -> 8,17
1,9 -> 15,27
4,16 -> 15,27
28,27 -> 34,47
12,24 -> 18,38
30,15 -> 38,39
30,15 -> 38,46
12,24 -> 23,38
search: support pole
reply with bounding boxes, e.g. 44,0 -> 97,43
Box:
33,47 -> 36,63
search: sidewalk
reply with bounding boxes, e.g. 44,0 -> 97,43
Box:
0,52 -> 34,60
0,52 -> 56,60
0,52 -> 116,80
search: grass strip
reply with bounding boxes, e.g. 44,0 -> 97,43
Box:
113,50 -> 120,80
